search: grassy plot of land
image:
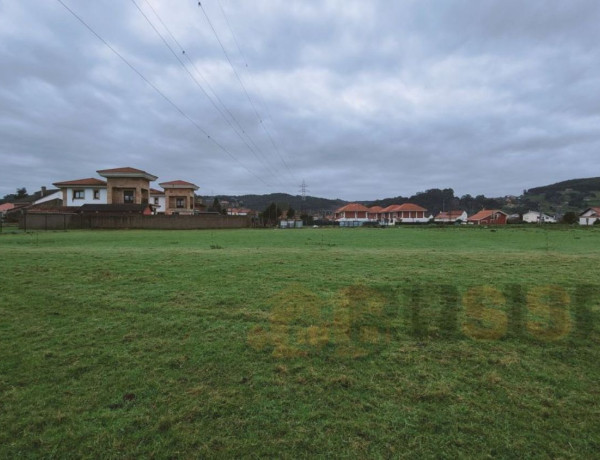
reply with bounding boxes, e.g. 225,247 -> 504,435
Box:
1,226 -> 599,457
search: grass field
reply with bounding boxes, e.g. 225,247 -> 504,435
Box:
1,226 -> 599,457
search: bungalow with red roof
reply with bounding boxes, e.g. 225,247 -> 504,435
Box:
0,203 -> 15,218
368,206 -> 384,220
467,209 -> 508,225
379,203 -> 429,225
335,202 -> 429,226
52,178 -> 108,206
579,207 -> 600,226
434,210 -> 467,223
159,180 -> 199,215
334,203 -> 371,226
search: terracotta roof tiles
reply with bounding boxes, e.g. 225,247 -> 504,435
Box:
53,178 -> 107,187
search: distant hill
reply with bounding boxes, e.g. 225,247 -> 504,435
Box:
525,177 -> 600,195
521,177 -> 600,213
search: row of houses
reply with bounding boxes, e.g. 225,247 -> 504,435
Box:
51,167 -> 200,215
0,167 -> 205,218
334,203 -> 600,226
334,203 -> 505,226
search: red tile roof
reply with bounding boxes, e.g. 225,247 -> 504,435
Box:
0,203 -> 15,212
394,203 -> 427,212
335,203 -> 370,213
97,167 -> 158,181
468,209 -> 507,221
379,203 -> 427,213
149,188 -> 164,195
435,210 -> 465,219
53,178 -> 107,187
584,207 -> 600,216
159,180 -> 198,187
369,206 -> 384,212
97,167 -> 148,174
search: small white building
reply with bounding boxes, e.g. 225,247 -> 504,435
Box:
579,207 -> 600,226
522,210 -> 556,224
150,188 -> 166,214
52,178 -> 108,207
279,219 -> 303,228
434,210 -> 467,223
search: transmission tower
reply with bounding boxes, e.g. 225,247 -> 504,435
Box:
299,180 -> 309,214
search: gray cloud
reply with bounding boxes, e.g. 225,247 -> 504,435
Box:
1,0 -> 599,201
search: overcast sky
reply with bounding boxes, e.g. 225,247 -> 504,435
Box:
1,1 -> 599,201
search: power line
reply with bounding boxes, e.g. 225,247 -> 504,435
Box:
55,0 -> 270,187
197,1 -> 297,183
137,0 -> 284,183
215,0 -> 298,183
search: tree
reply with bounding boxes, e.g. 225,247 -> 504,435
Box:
561,212 -> 578,225
300,213 -> 314,226
287,207 -> 295,219
16,187 -> 28,198
210,198 -> 222,214
260,202 -> 283,226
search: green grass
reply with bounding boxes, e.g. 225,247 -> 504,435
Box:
1,226 -> 599,457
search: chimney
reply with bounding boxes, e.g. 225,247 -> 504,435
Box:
41,186 -> 47,196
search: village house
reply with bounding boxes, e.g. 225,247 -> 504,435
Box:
158,180 -> 199,215
97,167 -> 157,205
522,210 -> 556,224
579,207 -> 600,226
0,203 -> 15,217
434,210 -> 467,223
378,203 -> 429,225
335,202 -> 429,226
467,209 -> 508,225
334,203 -> 371,226
368,206 -> 384,221
150,188 -> 166,214
227,207 -> 254,216
53,178 -> 108,206
50,167 -> 201,215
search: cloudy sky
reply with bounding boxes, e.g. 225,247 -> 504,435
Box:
1,0 -> 599,201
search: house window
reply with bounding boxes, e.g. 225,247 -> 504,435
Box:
93,190 -> 100,200
176,198 -> 185,208
123,190 -> 134,203
73,189 -> 84,200
154,197 -> 159,205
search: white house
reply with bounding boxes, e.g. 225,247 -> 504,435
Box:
150,188 -> 166,214
334,203 -> 372,226
52,178 -> 108,207
522,210 -> 556,224
434,210 -> 467,223
379,203 -> 429,225
579,207 -> 600,226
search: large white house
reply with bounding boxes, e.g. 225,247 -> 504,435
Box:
579,207 -> 600,226
522,210 -> 556,224
52,178 -> 108,206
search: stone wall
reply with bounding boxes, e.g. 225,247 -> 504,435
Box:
20,213 -> 251,230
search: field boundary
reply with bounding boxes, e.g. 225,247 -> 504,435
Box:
18,212 -> 251,230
